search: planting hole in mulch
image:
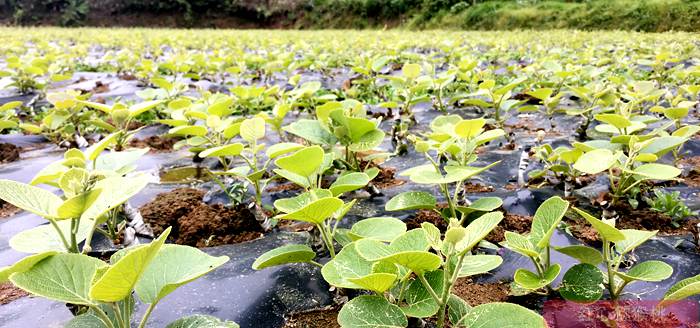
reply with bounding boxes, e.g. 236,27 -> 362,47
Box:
451,279 -> 510,306
0,143 -> 20,163
129,135 -> 176,152
462,182 -> 495,193
283,308 -> 340,328
486,213 -> 533,243
567,198 -> 700,245
140,188 -> 264,247
0,282 -> 28,305
0,200 -> 20,219
371,165 -> 406,189
405,208 -> 448,231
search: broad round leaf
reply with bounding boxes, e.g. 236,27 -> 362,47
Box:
632,163 -> 681,180
338,295 -> 408,328
10,253 -> 106,305
554,245 -> 603,265
166,315 -> 239,328
455,302 -> 546,328
275,146 -> 324,178
573,149 -> 615,175
386,191 -> 436,211
135,244 -> 229,304
617,260 -> 672,282
560,263 -> 604,303
278,197 -> 344,224
252,244 -> 316,270
90,227 -> 170,302
0,179 -> 63,218
199,143 -> 244,158
663,274 -> 700,302
348,217 -> 406,242
514,264 -> 560,290
458,254 -> 503,277
347,273 -> 397,293
330,172 -> 371,196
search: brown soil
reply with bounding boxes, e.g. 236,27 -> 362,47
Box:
129,135 -> 176,152
92,81 -> 110,94
371,165 -> 406,189
139,188 -> 264,247
0,143 -> 20,163
566,199 -> 700,245
405,208 -> 448,231
0,282 -> 28,305
683,171 -> 700,187
0,200 -> 20,219
266,182 -> 304,193
451,279 -> 510,306
486,213 -> 533,243
283,308 -> 340,328
462,182 -> 495,193
544,300 -> 689,328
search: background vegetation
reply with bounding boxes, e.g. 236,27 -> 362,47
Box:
1,0 -> 700,31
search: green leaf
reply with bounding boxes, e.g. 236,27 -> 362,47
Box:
385,191 -> 436,211
514,264 -> 560,290
275,146 -> 324,178
554,245 -> 603,265
322,243 -> 374,289
663,274 -> 700,302
618,260 -> 672,282
348,217 -> 406,242
81,176 -> 149,221
135,244 -> 229,304
199,143 -> 244,158
572,207 -> 625,242
504,231 -> 539,258
390,229 -> 430,252
595,114 -> 631,129
615,229 -> 657,256
10,253 -> 106,305
639,136 -> 686,157
252,244 -> 316,270
379,251 -> 442,274
573,149 -> 616,175
402,270 -> 444,318
348,273 -> 397,293
57,189 -> 102,219
166,315 -> 239,328
240,117 -> 266,142
0,179 -> 62,218
455,302 -> 545,328
560,263 -> 604,303
0,251 -> 57,282
338,295 -> 407,328
458,254 -> 503,277
284,119 -> 336,145
531,196 -> 569,249
348,129 -> 385,152
402,63 -> 421,79
273,189 -> 332,213
278,197 -> 344,224
265,142 -> 304,159
330,172 -> 370,196
9,218 -> 93,253
632,163 -> 681,180
456,211 -> 503,254
454,118 -> 485,138
129,100 -> 164,117
456,197 -> 502,215
90,227 -> 170,302
169,125 -> 208,137
447,294 -> 471,326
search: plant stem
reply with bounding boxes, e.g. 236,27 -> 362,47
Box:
91,306 -> 116,328
48,219 -> 71,252
603,239 -> 618,300
137,303 -> 157,328
70,218 -> 79,253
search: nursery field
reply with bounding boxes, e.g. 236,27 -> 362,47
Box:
0,28 -> 700,328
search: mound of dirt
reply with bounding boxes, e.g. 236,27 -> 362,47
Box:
140,188 -> 264,247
